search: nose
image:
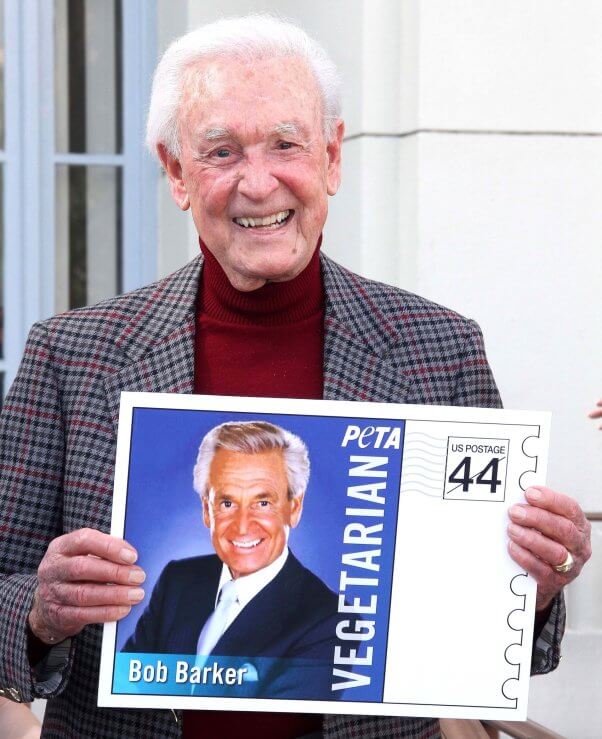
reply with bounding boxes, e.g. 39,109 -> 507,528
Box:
236,152 -> 279,201
233,505 -> 251,535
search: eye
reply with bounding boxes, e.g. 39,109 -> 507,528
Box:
277,141 -> 294,150
220,499 -> 233,509
258,500 -> 271,508
214,148 -> 231,158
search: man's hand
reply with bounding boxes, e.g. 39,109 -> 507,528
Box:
507,486 -> 591,612
588,398 -> 602,429
28,528 -> 146,645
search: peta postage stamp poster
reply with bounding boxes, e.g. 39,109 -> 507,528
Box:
98,394 -> 550,720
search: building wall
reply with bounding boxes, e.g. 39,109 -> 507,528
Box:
156,3 -> 602,735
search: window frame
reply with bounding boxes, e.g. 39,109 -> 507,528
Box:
2,0 -> 157,391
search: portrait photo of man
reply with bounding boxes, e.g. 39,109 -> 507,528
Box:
123,420 -> 357,700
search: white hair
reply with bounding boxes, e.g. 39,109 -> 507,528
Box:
146,14 -> 342,158
193,421 -> 310,501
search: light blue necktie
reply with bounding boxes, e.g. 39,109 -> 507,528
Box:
196,579 -> 238,656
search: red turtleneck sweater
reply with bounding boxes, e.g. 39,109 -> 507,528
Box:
185,242 -> 324,738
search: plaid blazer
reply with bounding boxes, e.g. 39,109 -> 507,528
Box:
0,253 -> 563,738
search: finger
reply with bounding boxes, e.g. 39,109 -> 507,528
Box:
44,603 -> 133,633
508,504 -> 582,550
507,541 -> 563,611
587,398 -> 602,416
520,487 -> 587,528
42,555 -> 145,586
508,540 -> 552,581
507,523 -> 569,568
43,582 -> 145,608
525,487 -> 587,527
52,528 -> 138,564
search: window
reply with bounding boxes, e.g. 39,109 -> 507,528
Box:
1,0 -> 157,397
55,0 -> 123,312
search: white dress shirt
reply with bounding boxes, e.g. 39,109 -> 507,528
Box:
213,546 -> 289,635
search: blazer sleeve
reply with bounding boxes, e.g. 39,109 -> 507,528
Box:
531,594 -> 565,675
0,322 -> 74,703
451,317 -> 565,674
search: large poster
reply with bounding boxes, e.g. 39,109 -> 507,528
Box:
98,393 -> 550,720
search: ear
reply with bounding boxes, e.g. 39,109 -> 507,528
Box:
326,119 -> 345,196
202,496 -> 211,528
157,142 -> 191,211
289,492 -> 305,528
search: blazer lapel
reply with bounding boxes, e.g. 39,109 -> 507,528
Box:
321,255 -> 411,404
171,556 -> 222,654
213,563 -> 291,657
104,251 -> 411,429
103,256 -> 203,431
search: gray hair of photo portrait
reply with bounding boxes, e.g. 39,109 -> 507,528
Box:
146,13 -> 342,159
193,420 -> 310,501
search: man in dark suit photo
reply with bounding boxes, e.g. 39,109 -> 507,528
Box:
123,420 -> 354,700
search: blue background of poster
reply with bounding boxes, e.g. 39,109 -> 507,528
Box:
116,407 -> 404,702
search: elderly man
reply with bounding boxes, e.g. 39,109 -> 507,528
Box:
123,421 -> 352,701
0,14 -> 591,739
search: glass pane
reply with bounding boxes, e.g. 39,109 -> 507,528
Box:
55,165 -> 121,311
55,0 -> 123,153
0,0 -> 4,149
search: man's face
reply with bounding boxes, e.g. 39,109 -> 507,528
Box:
159,54 -> 344,291
202,448 -> 303,579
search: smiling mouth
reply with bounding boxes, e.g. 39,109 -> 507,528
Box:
231,538 -> 263,549
233,209 -> 293,230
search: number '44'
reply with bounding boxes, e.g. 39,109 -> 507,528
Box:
448,457 -> 501,493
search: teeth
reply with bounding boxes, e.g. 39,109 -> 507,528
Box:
232,539 -> 261,548
235,210 -> 290,228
